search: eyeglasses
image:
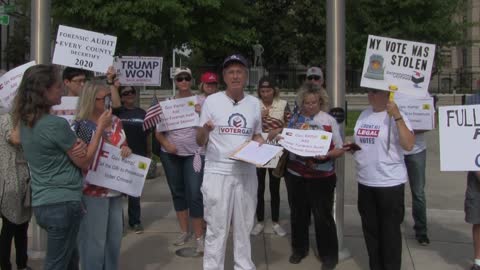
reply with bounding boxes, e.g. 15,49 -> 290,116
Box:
96,94 -> 111,101
121,89 -> 136,97
70,78 -> 87,84
176,76 -> 192,82
307,75 -> 321,81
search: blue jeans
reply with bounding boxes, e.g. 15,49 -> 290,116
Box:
405,150 -> 428,237
33,201 -> 83,270
159,152 -> 204,218
78,195 -> 123,270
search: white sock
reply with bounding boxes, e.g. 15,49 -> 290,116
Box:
474,258 -> 480,266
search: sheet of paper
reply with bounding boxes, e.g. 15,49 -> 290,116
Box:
230,141 -> 284,166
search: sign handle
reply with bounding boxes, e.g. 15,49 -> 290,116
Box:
387,92 -> 395,152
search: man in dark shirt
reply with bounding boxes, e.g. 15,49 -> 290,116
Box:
111,83 -> 152,234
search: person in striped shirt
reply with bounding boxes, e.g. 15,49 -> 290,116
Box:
251,76 -> 290,237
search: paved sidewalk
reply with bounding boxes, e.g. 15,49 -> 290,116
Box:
23,129 -> 473,269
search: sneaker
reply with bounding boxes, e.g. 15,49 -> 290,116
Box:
195,236 -> 205,254
272,223 -> 287,237
174,231 -> 191,246
471,264 -> 480,270
416,235 -> 430,246
132,224 -> 144,234
251,223 -> 264,236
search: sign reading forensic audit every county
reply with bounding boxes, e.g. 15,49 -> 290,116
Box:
113,56 -> 163,86
85,143 -> 152,197
52,25 -> 117,73
361,35 -> 436,97
439,105 -> 480,171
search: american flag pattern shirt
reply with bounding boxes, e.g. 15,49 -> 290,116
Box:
72,116 -> 127,197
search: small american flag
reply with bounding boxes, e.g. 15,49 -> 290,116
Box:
143,95 -> 162,131
73,120 -> 104,171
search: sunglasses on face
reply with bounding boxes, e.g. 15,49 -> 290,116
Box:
121,89 -> 136,96
307,75 -> 321,81
176,76 -> 192,82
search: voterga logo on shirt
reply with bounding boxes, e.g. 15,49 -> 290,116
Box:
219,113 -> 253,136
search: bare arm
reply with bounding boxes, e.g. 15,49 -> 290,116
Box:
196,121 -> 214,146
155,131 -> 177,154
67,110 -> 112,169
252,133 -> 265,144
387,101 -> 415,151
107,66 -> 122,108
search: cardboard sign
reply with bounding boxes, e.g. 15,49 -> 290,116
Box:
52,25 -> 117,73
395,94 -> 435,130
0,61 -> 36,113
361,35 -> 435,97
85,143 -> 151,197
51,96 -> 79,126
439,105 -> 480,171
279,128 -> 332,157
113,56 -> 163,86
156,96 -> 199,132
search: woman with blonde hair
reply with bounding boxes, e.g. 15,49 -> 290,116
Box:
283,82 -> 344,269
12,64 -> 110,270
73,79 -> 132,270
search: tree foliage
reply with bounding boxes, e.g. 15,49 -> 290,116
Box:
345,0 -> 465,68
51,0 -> 257,67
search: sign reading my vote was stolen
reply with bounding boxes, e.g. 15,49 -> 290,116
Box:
52,25 -> 117,73
360,35 -> 436,97
439,105 -> 480,171
113,56 -> 163,86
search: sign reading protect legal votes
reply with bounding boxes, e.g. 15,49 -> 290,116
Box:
52,25 -> 117,73
156,96 -> 199,132
85,143 -> 151,197
279,128 -> 333,157
0,61 -> 35,114
395,94 -> 435,130
113,56 -> 163,86
439,105 -> 480,171
361,35 -> 435,97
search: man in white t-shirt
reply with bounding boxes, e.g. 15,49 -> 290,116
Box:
197,54 -> 264,270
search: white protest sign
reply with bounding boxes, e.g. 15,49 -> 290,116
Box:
85,143 -> 151,197
113,56 -> 163,86
439,105 -> 480,171
156,96 -> 199,132
361,35 -> 436,97
0,61 -> 36,114
52,25 -> 117,73
51,96 -> 79,126
395,94 -> 434,130
279,128 -> 333,157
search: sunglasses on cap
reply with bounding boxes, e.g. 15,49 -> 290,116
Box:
307,75 -> 321,81
121,89 -> 136,97
176,76 -> 192,82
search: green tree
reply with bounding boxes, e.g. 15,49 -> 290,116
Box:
346,0 -> 465,69
51,0 -> 257,67
254,0 -> 326,67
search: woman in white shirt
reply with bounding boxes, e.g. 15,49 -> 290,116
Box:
350,89 -> 414,270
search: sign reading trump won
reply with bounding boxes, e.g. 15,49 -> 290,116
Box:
360,35 -> 435,97
113,56 -> 163,86
85,143 -> 152,197
439,105 -> 480,171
